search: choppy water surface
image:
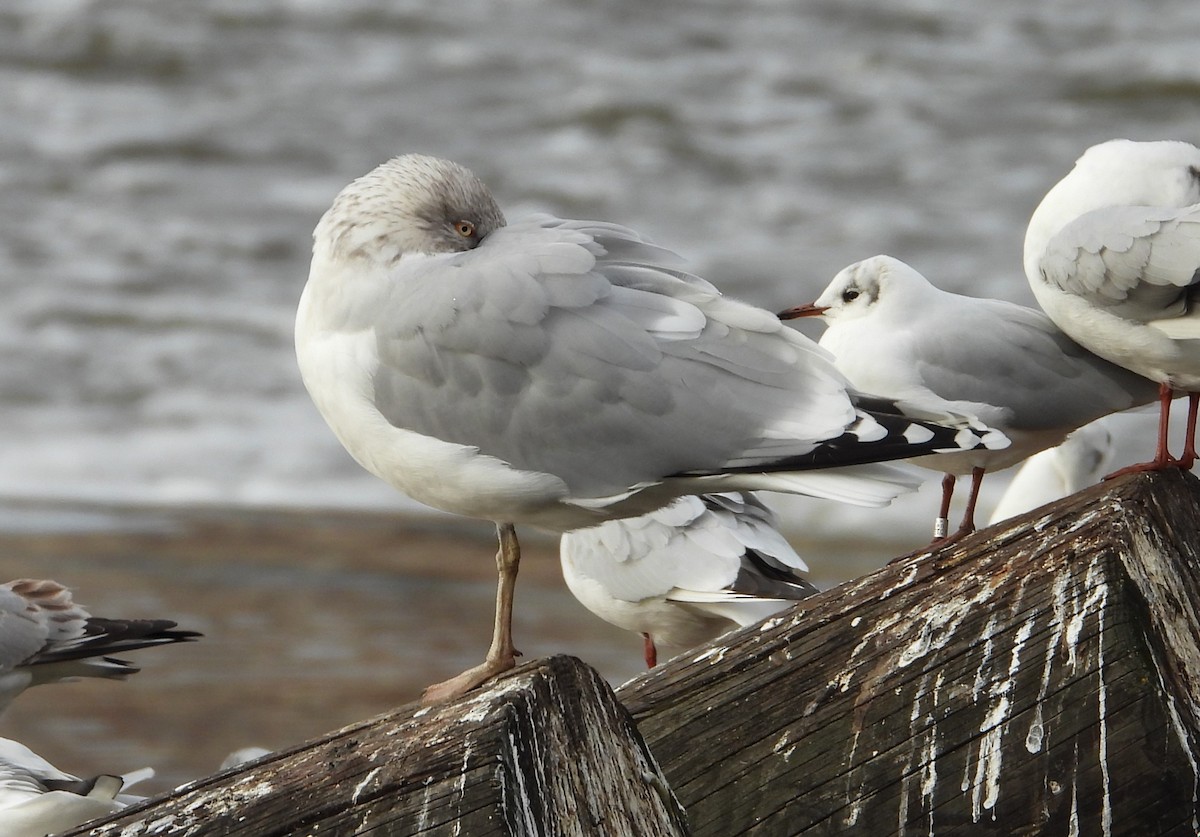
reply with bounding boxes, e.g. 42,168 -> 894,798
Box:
3,0 -> 1198,515
1,0 -> 1198,796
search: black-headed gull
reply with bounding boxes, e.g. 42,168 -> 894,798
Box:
296,154 -> 1006,702
988,421 -> 1116,524
1024,138 -> 1200,473
780,255 -> 1155,539
0,737 -> 147,837
560,492 -> 816,668
0,578 -> 200,715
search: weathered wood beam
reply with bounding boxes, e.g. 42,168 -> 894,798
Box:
66,655 -> 688,836
618,469 -> 1200,836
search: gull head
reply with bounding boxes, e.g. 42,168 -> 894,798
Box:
782,255 -> 924,324
314,154 -> 507,266
1024,138 -> 1200,281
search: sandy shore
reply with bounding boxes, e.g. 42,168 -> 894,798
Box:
0,498 -> 897,794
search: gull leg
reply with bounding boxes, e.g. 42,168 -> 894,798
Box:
422,522 -> 522,704
933,473 -> 955,541
642,633 -> 658,669
1179,392 -> 1200,470
1106,382 -> 1177,478
952,467 -> 986,539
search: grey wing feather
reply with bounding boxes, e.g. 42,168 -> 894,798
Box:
907,300 -> 1156,429
560,492 -> 811,605
1040,205 -> 1200,312
372,217 -> 856,497
0,588 -> 49,674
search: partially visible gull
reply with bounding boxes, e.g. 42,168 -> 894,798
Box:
0,578 -> 201,715
988,421 -> 1116,524
780,255 -> 1155,539
296,154 -> 1007,702
0,737 -> 148,837
1024,138 -> 1200,473
560,492 -> 816,668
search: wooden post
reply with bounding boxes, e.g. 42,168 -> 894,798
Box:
63,470 -> 1200,835
618,469 -> 1200,835
66,655 -> 688,836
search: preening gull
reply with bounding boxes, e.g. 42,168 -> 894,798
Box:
295,154 -> 1006,702
988,421 -> 1116,524
0,578 -> 200,715
560,492 -> 816,668
0,737 -> 148,837
1024,138 -> 1200,472
780,255 -> 1155,539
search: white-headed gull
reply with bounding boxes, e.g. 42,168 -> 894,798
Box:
0,578 -> 200,715
560,492 -> 816,668
295,154 -> 1007,702
988,421 -> 1116,524
779,255 -> 1156,539
1024,138 -> 1200,472
0,737 -> 148,837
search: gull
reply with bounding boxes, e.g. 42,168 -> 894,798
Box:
560,492 -> 817,668
0,578 -> 201,715
1024,138 -> 1200,473
0,737 -> 148,837
988,421 -> 1116,524
295,154 -> 1006,703
779,255 -> 1156,539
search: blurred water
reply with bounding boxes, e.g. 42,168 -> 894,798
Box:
2,0 -> 1198,802
2,0 -> 1198,521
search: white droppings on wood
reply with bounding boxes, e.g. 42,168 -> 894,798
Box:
759,617 -> 783,632
897,671 -> 932,837
692,645 -> 728,664
1148,650 -> 1200,832
972,616 -> 1035,821
1067,742 -> 1080,837
897,575 -> 1008,671
413,779 -> 436,834
1027,573 -> 1070,753
919,672 -> 944,837
1083,559 -> 1112,837
351,766 -> 382,804
960,739 -> 973,793
147,816 -> 177,834
851,616 -> 862,627
970,615 -> 1000,704
842,727 -> 863,828
878,563 -> 919,600
898,621 -> 932,668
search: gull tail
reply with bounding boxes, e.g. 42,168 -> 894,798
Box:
669,395 -> 1008,507
747,394 -> 1008,472
29,618 -> 202,681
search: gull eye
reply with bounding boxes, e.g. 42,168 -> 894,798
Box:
842,289 -> 860,303
454,220 -> 476,238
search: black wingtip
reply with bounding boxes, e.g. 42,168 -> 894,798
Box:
31,618 -> 203,667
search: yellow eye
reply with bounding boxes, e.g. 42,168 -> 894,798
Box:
455,220 -> 476,238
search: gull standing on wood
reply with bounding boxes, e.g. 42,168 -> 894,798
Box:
0,578 -> 200,715
295,154 -> 1007,703
988,421 -> 1116,524
560,492 -> 817,668
0,737 -> 148,837
779,255 -> 1156,540
1024,138 -> 1200,473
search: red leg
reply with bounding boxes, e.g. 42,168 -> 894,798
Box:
1180,392 -> 1200,470
954,467 -> 986,538
1106,382 -> 1178,478
642,633 -> 658,669
933,473 -> 955,540
423,523 -> 522,704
